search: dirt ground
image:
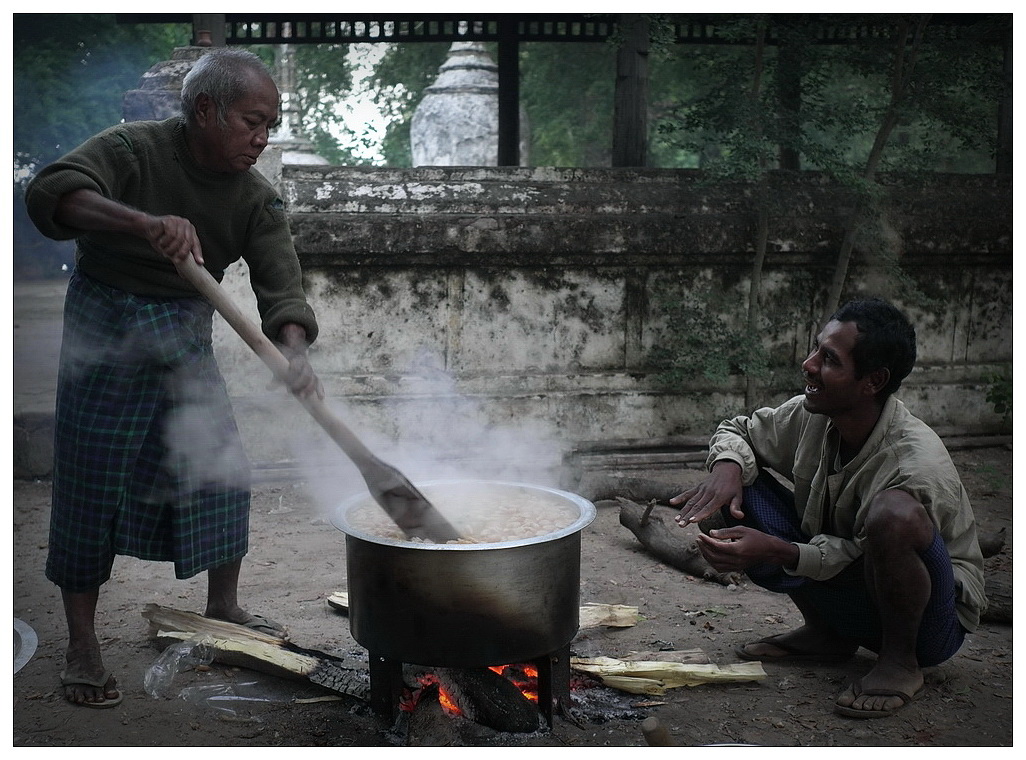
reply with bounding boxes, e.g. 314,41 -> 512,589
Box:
11,444 -> 1013,749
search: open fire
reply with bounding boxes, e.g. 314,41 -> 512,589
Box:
391,657 -> 636,739
401,664 -> 540,716
370,647 -> 580,735
337,481 -> 598,736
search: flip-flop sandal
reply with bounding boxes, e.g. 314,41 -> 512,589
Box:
241,614 -> 288,639
60,670 -> 123,709
735,634 -> 856,663
834,677 -> 925,719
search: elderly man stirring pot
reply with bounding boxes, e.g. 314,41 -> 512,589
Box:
25,48 -> 322,708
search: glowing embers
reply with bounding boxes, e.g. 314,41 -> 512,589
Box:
369,649 -> 571,735
402,664 -> 541,717
491,663 -> 540,703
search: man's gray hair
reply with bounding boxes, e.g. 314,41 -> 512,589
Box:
181,48 -> 275,128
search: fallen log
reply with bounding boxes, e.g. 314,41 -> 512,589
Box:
620,500 -> 1012,609
983,574 -> 1012,624
141,604 -> 370,701
579,475 -> 682,505
618,499 -> 740,586
980,527 -> 1007,558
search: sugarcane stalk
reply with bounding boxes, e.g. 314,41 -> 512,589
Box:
142,604 -> 370,701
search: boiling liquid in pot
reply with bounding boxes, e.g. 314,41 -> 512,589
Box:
346,481 -> 579,544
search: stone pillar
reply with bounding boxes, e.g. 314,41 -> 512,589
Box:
121,46 -> 209,123
121,44 -> 324,185
268,43 -> 329,167
410,42 -> 529,167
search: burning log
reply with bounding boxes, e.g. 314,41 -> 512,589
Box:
617,499 -> 740,586
141,604 -> 370,701
436,667 -> 541,733
402,667 -> 542,741
406,681 -> 461,747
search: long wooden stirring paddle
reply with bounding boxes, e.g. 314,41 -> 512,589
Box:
175,256 -> 461,543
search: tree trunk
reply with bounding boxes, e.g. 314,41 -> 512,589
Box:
824,15 -> 930,315
744,20 -> 769,410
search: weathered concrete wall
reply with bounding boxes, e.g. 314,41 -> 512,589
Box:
215,166 -> 1011,482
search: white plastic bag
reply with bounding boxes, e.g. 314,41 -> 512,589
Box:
143,635 -> 215,699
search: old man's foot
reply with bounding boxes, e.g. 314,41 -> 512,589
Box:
205,605 -> 288,640
61,644 -> 122,708
735,626 -> 857,664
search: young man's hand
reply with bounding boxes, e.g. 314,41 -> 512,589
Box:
695,526 -> 799,572
670,460 -> 745,526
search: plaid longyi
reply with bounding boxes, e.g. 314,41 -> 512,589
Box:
47,270 -> 251,592
723,471 -> 965,666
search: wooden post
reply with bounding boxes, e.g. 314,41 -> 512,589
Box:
996,26 -> 1012,175
612,14 -> 650,167
776,21 -> 804,171
192,14 -> 226,47
497,19 -> 521,166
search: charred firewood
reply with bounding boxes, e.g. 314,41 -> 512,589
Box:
405,682 -> 461,747
618,499 -> 740,586
437,667 -> 541,734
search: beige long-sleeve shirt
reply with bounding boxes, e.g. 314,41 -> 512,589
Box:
706,394 -> 987,631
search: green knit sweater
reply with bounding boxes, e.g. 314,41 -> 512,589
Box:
25,117 -> 318,343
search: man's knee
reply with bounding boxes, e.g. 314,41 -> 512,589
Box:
863,489 -> 935,549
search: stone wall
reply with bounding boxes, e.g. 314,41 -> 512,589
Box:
215,165 -> 1011,482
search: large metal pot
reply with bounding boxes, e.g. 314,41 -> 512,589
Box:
334,480 -> 596,667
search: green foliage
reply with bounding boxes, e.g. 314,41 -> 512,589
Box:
13,14 -> 189,278
13,14 -> 189,176
985,370 -> 1012,428
13,15 -> 1005,174
655,17 -> 774,177
654,14 -> 1003,175
650,280 -> 771,387
521,42 -> 617,167
648,14 -> 1005,382
370,38 -> 619,167
371,42 -> 451,166
289,44 -> 358,164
